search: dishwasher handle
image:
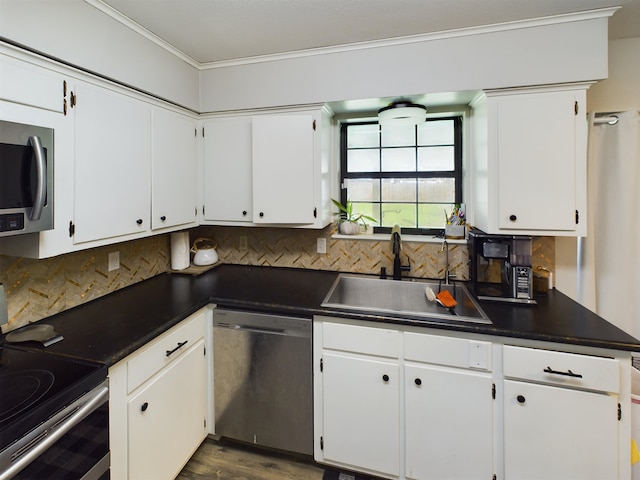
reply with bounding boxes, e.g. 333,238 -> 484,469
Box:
233,324 -> 287,335
215,322 -> 310,338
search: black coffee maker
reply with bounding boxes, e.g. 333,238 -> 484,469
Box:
468,228 -> 536,304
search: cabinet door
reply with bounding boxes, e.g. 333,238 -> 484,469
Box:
504,380 -> 618,480
321,352 -> 400,478
496,90 -> 581,231
73,83 -> 150,243
151,108 -> 197,230
0,55 -> 66,113
405,364 -> 493,480
128,339 -> 206,480
202,117 -> 253,222
252,115 -> 316,224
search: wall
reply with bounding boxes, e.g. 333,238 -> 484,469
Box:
0,235 -> 170,333
0,224 -> 555,333
0,0 -> 200,110
200,16 -> 609,112
555,37 -> 640,301
1,8 -> 602,332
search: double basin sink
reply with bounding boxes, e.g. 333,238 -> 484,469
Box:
322,274 -> 491,325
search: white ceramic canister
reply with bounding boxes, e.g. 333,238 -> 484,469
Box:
170,231 -> 190,270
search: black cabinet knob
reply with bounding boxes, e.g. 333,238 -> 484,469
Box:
160,216 -> 166,221
414,378 -> 422,386
517,395 -> 526,404
141,402 -> 149,412
259,212 -> 264,217
242,210 -> 247,216
382,374 -> 389,382
509,215 -> 517,222
136,219 -> 143,225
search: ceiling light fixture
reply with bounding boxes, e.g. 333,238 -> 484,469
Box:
378,100 -> 427,127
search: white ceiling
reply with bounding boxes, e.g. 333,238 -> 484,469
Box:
98,0 -> 640,65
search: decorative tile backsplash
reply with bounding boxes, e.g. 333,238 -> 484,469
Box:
0,235 -> 169,333
0,225 -> 554,333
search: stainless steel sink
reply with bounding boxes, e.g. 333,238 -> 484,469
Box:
322,274 -> 491,324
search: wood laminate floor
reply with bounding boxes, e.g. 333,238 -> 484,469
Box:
176,438 -> 326,480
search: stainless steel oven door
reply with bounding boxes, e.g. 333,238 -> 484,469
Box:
0,380 -> 109,480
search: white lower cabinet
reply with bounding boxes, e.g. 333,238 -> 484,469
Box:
322,352 -> 400,478
404,364 -> 493,480
109,308 -> 209,480
502,345 -> 622,480
315,318 -> 631,480
127,339 -> 206,479
503,380 -> 618,480
314,317 -> 494,480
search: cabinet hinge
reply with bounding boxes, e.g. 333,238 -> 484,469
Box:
70,91 -> 76,109
493,475 -> 497,480
492,383 -> 496,399
68,221 -> 75,237
202,127 -> 205,137
574,101 -> 579,116
312,119 -> 316,131
320,436 -> 324,450
320,358 -> 323,372
63,81 -> 67,115
618,403 -> 622,421
202,205 -> 205,215
195,128 -> 197,137
204,418 -> 207,428
575,210 -> 579,224
313,207 -> 317,218
203,346 -> 206,356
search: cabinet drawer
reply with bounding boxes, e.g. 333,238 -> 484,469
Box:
404,332 -> 492,371
503,345 -> 619,393
127,311 -> 206,393
322,322 -> 399,358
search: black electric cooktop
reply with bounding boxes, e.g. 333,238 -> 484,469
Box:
0,344 -> 107,454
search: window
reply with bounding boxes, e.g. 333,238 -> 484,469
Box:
339,116 -> 463,234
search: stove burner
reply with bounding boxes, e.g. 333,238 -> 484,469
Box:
0,370 -> 54,425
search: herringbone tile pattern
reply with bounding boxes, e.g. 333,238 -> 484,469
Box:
0,225 -> 555,334
0,235 -> 170,333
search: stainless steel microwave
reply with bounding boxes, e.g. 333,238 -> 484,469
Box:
0,119 -> 54,237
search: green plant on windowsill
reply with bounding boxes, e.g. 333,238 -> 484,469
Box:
331,198 -> 377,235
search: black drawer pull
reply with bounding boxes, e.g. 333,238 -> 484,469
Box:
141,402 -> 149,412
382,374 -> 389,382
166,340 -> 188,357
543,366 -> 583,378
414,378 -> 422,386
517,395 -> 526,404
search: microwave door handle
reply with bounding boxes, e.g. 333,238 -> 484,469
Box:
28,135 -> 47,221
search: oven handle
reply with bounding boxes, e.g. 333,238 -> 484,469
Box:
0,384 -> 108,480
28,135 -> 47,221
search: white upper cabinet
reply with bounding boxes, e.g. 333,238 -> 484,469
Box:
252,114 -> 317,224
72,82 -> 151,244
0,54 -> 66,114
151,108 -> 198,231
202,116 -> 253,223
202,106 -> 333,229
471,84 -> 589,236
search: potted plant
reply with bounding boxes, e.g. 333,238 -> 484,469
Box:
331,198 -> 377,235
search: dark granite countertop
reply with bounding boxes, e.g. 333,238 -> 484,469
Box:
3,264 -> 639,366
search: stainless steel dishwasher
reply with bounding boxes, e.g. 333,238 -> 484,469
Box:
213,308 -> 313,455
